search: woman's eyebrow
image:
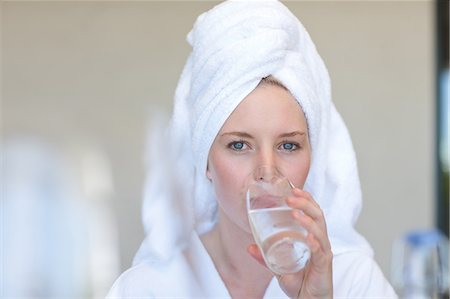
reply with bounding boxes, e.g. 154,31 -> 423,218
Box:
220,131 -> 305,138
279,131 -> 306,138
220,131 -> 254,138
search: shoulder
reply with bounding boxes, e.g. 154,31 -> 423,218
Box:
106,256 -> 196,298
333,251 -> 398,298
106,238 -> 205,298
106,262 -> 160,298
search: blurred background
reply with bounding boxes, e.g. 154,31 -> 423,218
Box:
1,1 -> 448,298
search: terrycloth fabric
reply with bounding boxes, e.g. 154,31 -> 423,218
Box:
109,233 -> 397,298
133,0 -> 372,266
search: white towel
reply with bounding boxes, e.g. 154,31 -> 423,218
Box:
134,0 -> 372,266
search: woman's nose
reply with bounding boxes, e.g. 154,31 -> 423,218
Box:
251,165 -> 283,183
253,149 -> 278,180
261,147 -> 277,164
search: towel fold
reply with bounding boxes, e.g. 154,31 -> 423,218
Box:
134,0 -> 372,266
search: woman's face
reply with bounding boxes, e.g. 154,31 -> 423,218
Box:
207,83 -> 311,232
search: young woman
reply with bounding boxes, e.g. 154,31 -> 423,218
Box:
108,1 -> 397,298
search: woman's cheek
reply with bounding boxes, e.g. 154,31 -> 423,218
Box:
283,154 -> 311,189
215,163 -> 247,200
210,158 -> 251,224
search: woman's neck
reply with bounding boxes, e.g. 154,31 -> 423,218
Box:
201,212 -> 274,298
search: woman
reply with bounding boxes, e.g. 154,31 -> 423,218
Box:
108,1 -> 397,298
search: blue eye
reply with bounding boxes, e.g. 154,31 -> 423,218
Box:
281,142 -> 298,151
230,141 -> 245,151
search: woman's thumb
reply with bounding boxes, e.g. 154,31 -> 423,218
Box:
247,244 -> 267,267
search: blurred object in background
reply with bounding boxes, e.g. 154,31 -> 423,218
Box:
436,0 -> 449,238
391,230 -> 449,299
64,141 -> 121,298
1,138 -> 87,298
1,137 -> 120,298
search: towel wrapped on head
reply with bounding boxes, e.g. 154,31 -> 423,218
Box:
134,0 -> 372,266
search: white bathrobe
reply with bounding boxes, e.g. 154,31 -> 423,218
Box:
107,232 -> 396,298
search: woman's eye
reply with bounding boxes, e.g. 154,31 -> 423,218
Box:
229,141 -> 246,151
280,142 -> 298,151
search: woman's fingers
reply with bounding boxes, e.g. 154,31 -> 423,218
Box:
306,233 -> 333,271
287,196 -> 323,223
293,211 -> 331,252
292,189 -> 319,208
286,189 -> 328,232
285,189 -> 331,254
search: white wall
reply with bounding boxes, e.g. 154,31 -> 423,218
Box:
2,0 -> 434,287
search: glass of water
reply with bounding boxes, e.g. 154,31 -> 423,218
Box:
246,165 -> 310,275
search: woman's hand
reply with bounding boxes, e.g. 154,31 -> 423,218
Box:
247,188 -> 333,299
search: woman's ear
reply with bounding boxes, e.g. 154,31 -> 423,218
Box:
206,163 -> 212,181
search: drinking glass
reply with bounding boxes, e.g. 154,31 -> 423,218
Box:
246,165 -> 310,275
391,229 -> 449,299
